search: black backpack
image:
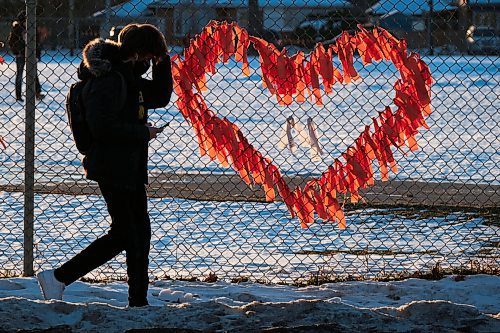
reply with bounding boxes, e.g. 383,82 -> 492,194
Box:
65,72 -> 127,155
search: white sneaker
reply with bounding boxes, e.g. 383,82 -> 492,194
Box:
37,269 -> 65,300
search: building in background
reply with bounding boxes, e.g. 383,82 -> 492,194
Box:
463,0 -> 500,54
91,0 -> 160,45
259,0 -> 351,33
4,0 -> 497,53
146,0 -> 351,43
366,0 -> 458,51
467,0 -> 500,30
147,0 -> 246,43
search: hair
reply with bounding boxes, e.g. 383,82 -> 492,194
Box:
118,23 -> 167,60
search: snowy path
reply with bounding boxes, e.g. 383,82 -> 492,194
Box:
2,174 -> 498,208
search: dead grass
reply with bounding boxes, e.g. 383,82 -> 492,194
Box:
0,270 -> 22,279
290,261 -> 500,287
295,249 -> 439,256
2,261 -> 498,289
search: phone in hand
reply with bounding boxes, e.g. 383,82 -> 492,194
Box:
158,122 -> 170,130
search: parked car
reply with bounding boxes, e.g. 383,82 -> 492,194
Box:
297,18 -> 331,32
294,17 -> 340,47
466,26 -> 500,55
294,16 -> 362,49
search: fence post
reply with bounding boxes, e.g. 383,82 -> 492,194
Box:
23,0 -> 37,277
68,0 -> 75,56
102,0 -> 112,38
248,0 -> 262,37
428,0 -> 434,56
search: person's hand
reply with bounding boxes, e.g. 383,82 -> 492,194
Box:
153,54 -> 170,65
147,123 -> 164,140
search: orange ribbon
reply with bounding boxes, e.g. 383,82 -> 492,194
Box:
170,21 -> 433,229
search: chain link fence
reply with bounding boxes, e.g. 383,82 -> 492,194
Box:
0,0 -> 498,283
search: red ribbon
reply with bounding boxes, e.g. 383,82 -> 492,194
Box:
170,21 -> 433,229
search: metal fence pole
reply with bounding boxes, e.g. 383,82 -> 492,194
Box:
428,0 -> 434,56
23,0 -> 37,277
103,0 -> 111,38
248,0 -> 262,37
68,0 -> 75,55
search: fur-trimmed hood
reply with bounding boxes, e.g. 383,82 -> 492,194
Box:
82,38 -> 121,77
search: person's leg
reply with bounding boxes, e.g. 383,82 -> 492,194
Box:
35,73 -> 42,96
15,56 -> 25,100
54,182 -> 133,286
35,59 -> 44,98
125,184 -> 151,307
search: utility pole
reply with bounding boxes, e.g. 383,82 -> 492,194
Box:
103,0 -> 112,38
248,0 -> 262,37
68,0 -> 75,55
428,0 -> 434,56
189,0 -> 196,35
457,0 -> 469,52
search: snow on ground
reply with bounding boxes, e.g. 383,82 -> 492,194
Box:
0,51 -> 498,185
1,191 -> 498,281
0,274 -> 498,332
0,48 -> 499,331
0,51 -> 498,280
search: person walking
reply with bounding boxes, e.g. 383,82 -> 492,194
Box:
8,10 -> 45,101
36,23 -> 173,307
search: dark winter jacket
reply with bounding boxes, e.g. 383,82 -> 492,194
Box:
8,20 -> 25,56
8,19 -> 42,58
79,39 -> 173,188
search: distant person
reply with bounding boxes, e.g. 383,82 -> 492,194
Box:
36,23 -> 173,307
8,10 -> 45,101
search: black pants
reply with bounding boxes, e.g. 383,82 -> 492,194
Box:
15,55 -> 41,99
55,182 -> 151,306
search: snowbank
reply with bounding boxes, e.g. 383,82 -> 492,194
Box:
0,274 -> 498,332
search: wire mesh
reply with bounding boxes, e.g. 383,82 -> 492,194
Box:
0,0 -> 498,283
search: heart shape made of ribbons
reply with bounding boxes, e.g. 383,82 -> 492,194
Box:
170,21 -> 432,229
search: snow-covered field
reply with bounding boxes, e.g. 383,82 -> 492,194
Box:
0,48 -> 499,332
0,51 -> 498,185
0,50 -> 498,281
0,274 -> 499,332
0,191 -> 498,281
